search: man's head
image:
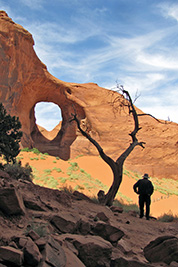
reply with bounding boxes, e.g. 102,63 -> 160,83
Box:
143,173 -> 149,179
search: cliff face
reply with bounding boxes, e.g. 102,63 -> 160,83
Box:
0,11 -> 178,179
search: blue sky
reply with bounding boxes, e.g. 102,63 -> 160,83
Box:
1,0 -> 178,130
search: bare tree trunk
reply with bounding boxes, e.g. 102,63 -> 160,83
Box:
70,88 -> 145,206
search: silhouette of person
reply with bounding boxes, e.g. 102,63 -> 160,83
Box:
133,173 -> 154,220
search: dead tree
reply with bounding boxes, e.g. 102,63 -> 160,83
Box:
70,87 -> 145,206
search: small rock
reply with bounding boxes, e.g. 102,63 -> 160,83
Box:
27,230 -> 40,241
96,212 -> 109,222
110,206 -> 123,213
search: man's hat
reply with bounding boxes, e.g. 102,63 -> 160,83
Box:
143,173 -> 150,179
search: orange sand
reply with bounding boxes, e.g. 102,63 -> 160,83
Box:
18,152 -> 178,218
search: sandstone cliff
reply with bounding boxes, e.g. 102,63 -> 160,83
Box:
0,11 -> 177,179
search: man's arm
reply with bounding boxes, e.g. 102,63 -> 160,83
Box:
133,180 -> 140,194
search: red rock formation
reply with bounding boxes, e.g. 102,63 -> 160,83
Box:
0,11 -> 178,179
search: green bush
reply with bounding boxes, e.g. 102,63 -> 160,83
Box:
4,162 -> 33,182
0,103 -> 22,163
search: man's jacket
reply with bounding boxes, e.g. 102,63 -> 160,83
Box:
133,178 -> 154,195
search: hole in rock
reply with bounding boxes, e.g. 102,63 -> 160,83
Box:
34,102 -> 62,138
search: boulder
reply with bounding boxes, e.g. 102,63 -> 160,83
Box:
50,214 -> 77,233
24,199 -> 45,211
0,187 -> 25,215
143,235 -> 178,265
56,234 -> 112,267
43,243 -> 66,267
62,246 -> 85,267
92,222 -> 124,244
0,246 -> 23,266
23,237 -> 42,266
111,256 -> 152,267
76,219 -> 91,235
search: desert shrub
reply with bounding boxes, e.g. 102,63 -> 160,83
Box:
25,219 -> 48,237
43,169 -> 52,175
56,157 -> 60,160
61,185 -> 74,194
4,162 -> 33,182
68,162 -> 79,171
30,157 -> 39,161
59,177 -> 67,183
74,185 -> 85,191
158,211 -> 178,222
21,147 -> 31,152
53,167 -> 62,173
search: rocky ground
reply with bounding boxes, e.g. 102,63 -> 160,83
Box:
0,170 -> 178,267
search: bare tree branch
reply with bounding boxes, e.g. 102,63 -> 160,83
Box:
70,86 -> 145,206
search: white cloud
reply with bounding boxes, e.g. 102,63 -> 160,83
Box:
159,2 -> 178,22
19,0 -> 44,10
137,53 -> 178,70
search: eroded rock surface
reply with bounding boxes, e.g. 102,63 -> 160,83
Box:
0,173 -> 177,266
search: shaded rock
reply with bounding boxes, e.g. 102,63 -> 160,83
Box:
35,237 -> 47,251
27,230 -> 40,241
38,262 -> 52,267
96,212 -> 109,222
24,199 -> 45,211
0,171 -> 10,179
62,246 -> 85,267
56,233 -> 112,267
0,246 -> 23,266
111,256 -> 152,267
56,191 -> 72,207
44,243 -> 66,267
50,214 -> 77,233
143,235 -> 178,264
110,206 -> 123,213
92,222 -> 124,244
38,235 -> 66,267
0,187 -> 25,215
23,237 -> 42,266
76,219 -> 91,235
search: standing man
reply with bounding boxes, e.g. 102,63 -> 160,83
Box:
133,173 -> 154,220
